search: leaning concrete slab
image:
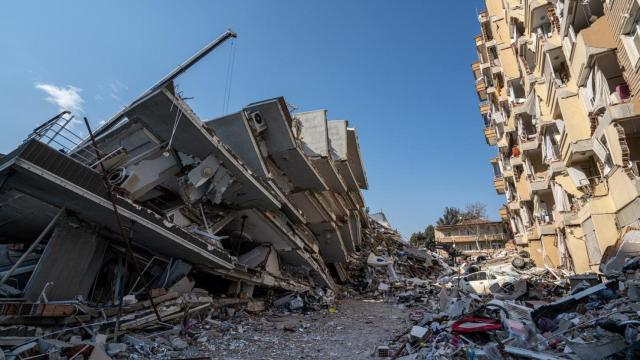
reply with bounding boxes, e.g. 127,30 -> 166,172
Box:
23,220 -> 107,301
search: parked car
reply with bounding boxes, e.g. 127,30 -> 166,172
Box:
459,271 -> 517,295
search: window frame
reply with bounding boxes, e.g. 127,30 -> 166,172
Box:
622,1 -> 640,70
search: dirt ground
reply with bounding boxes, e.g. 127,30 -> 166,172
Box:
202,299 -> 411,359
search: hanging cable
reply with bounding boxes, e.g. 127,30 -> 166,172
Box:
222,38 -> 237,114
164,103 -> 184,156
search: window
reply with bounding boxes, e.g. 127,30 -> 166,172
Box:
622,2 -> 640,69
630,23 -> 640,58
463,244 -> 473,251
598,136 -> 615,176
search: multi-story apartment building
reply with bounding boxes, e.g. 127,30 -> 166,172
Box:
435,219 -> 510,255
473,0 -> 640,274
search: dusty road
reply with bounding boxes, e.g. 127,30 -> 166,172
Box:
202,299 -> 411,359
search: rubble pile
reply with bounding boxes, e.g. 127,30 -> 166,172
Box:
341,213 -> 454,301
0,286 -> 340,359
3,31 -> 640,360
366,248 -> 640,359
0,32 -> 373,359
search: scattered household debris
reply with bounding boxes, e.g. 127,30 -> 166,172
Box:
363,225 -> 640,359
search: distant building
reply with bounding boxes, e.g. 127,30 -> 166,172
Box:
435,219 -> 510,255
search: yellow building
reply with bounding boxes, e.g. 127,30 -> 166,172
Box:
473,0 -> 640,274
435,219 -> 510,255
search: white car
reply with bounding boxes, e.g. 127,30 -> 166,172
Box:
459,271 -> 517,295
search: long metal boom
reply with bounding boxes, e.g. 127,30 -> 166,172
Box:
88,29 -> 237,141
139,29 -> 237,100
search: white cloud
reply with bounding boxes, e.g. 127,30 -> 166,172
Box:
35,83 -> 84,113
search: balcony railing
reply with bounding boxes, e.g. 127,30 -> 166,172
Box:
479,100 -> 491,114
24,111 -> 97,166
437,233 -> 507,243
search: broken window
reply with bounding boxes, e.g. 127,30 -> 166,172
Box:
595,136 -> 615,177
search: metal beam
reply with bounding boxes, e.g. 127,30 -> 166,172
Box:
88,29 -> 237,141
0,206 -> 65,287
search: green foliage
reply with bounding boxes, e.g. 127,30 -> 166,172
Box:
436,207 -> 462,226
409,224 -> 435,250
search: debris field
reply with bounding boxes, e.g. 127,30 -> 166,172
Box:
2,30 -> 640,360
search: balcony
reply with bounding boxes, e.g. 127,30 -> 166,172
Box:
543,48 -> 573,111
499,206 -> 509,220
437,233 -> 507,244
520,137 -> 539,151
514,233 -> 527,245
471,60 -> 481,74
527,223 -> 541,240
490,58 -> 502,74
562,138 -> 594,166
494,176 -> 506,194
478,10 -> 489,24
549,160 -> 566,175
539,223 -> 555,235
529,178 -> 549,194
479,100 -> 490,115
484,127 -> 497,145
475,34 -> 484,47
568,16 -> 615,87
555,210 -> 580,226
476,78 -> 488,100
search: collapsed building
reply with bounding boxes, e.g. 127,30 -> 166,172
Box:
473,0 -> 640,275
0,31 -> 369,308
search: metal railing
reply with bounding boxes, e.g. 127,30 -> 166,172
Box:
24,111 -> 97,166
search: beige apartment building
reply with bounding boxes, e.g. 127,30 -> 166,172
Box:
435,219 -> 510,255
473,0 -> 640,274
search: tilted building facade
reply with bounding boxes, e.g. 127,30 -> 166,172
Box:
473,0 -> 640,273
0,36 -> 369,303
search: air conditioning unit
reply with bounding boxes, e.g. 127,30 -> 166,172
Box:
246,111 -> 267,134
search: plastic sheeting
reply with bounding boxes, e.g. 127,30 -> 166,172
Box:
521,204 -> 532,228
517,116 -> 526,140
593,66 -> 610,114
552,182 -> 571,212
541,129 -> 558,164
567,166 -> 590,188
524,156 -> 535,178
518,88 -> 538,116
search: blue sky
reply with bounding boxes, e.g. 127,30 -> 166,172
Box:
0,0 -> 498,238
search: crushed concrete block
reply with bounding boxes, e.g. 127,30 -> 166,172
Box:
409,326 -> 428,341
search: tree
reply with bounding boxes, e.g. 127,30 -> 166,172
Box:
424,225 -> 435,249
436,207 -> 462,226
409,224 -> 436,249
409,231 -> 426,247
463,202 -> 487,220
